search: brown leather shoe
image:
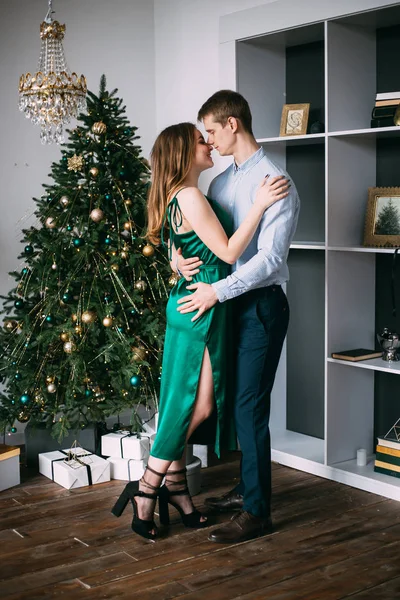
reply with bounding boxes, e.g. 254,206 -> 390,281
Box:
204,489 -> 244,512
208,510 -> 273,544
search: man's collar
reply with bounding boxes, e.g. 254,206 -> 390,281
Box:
233,146 -> 264,173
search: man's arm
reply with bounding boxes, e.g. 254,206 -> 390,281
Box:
213,188 -> 298,302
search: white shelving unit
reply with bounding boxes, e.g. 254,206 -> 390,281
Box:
220,0 -> 400,501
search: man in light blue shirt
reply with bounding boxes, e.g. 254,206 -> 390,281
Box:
177,90 -> 299,543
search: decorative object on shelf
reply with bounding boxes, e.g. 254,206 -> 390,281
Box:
18,0 -> 87,144
0,445 -> 20,492
279,103 -> 310,136
364,187 -> 400,247
356,448 -> 367,467
371,91 -> 400,128
309,120 -> 324,134
331,348 -> 382,362
374,418 -> 400,479
377,328 -> 400,362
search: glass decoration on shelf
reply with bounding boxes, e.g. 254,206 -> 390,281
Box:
18,0 -> 87,144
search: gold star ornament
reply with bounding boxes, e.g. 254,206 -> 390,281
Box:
67,154 -> 84,172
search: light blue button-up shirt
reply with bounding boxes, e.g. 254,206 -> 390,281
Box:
208,147 -> 300,302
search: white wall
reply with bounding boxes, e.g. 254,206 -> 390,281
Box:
0,0 -> 156,300
154,0 -> 279,189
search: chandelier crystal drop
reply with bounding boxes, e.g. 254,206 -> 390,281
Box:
18,0 -> 87,144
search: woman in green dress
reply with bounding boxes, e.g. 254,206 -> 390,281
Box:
111,122 -> 289,540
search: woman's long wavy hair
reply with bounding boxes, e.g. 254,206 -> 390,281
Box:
147,122 -> 196,245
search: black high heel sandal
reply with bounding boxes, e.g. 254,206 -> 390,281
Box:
158,467 -> 207,529
111,465 -> 164,540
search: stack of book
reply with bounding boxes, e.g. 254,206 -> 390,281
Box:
374,426 -> 400,479
371,91 -> 400,128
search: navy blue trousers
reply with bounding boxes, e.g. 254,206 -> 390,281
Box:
233,285 -> 289,518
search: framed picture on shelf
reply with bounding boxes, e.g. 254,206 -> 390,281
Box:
279,103 -> 310,137
364,187 -> 400,247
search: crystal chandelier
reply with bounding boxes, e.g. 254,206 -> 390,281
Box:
18,0 -> 87,144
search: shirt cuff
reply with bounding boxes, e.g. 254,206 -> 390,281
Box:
211,280 -> 229,303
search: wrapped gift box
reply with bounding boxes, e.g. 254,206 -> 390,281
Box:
39,448 -> 110,489
0,445 -> 20,492
101,431 -> 150,460
107,457 -> 146,481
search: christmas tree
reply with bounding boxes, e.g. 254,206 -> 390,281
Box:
375,199 -> 400,236
0,76 -> 174,441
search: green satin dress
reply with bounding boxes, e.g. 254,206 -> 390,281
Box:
150,195 -> 235,461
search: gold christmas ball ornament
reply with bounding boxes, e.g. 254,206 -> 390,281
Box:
135,279 -> 147,292
120,251 -> 128,259
17,411 -> 30,423
89,208 -> 105,223
142,244 -> 155,257
75,325 -> 83,335
102,316 -> 113,327
47,383 -> 57,394
4,320 -> 18,332
45,216 -> 57,229
89,167 -> 99,178
123,221 -> 133,231
60,195 -> 70,207
168,273 -> 180,287
131,346 -> 147,362
46,375 -> 55,384
60,332 -> 69,342
82,310 -> 96,324
71,314 -> 78,322
92,121 -> 107,135
124,198 -> 132,207
111,264 -> 119,272
63,340 -> 76,353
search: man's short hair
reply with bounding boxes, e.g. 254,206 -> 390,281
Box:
197,90 -> 253,135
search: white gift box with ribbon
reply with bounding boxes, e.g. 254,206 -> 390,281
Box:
39,447 -> 110,489
107,457 -> 146,481
101,431 -> 150,460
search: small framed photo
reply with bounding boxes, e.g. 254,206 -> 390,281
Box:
280,103 -> 310,137
364,187 -> 400,247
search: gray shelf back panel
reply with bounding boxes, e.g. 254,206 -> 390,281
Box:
375,253 -> 400,441
287,143 -> 325,243
286,40 -> 325,129
286,250 -> 325,439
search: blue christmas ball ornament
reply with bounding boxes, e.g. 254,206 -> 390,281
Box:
67,225 -> 73,232
11,427 -> 17,433
15,373 -> 22,381
15,299 -> 25,310
45,315 -> 53,323
24,245 -> 33,255
22,267 -> 29,275
105,237 -> 111,245
20,394 -> 31,405
85,389 -> 93,398
105,193 -> 112,201
62,293 -> 70,302
73,237 -> 84,248
11,400 -> 16,405
130,375 -> 141,387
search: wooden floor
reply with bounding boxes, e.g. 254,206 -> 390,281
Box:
1,453 -> 400,600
